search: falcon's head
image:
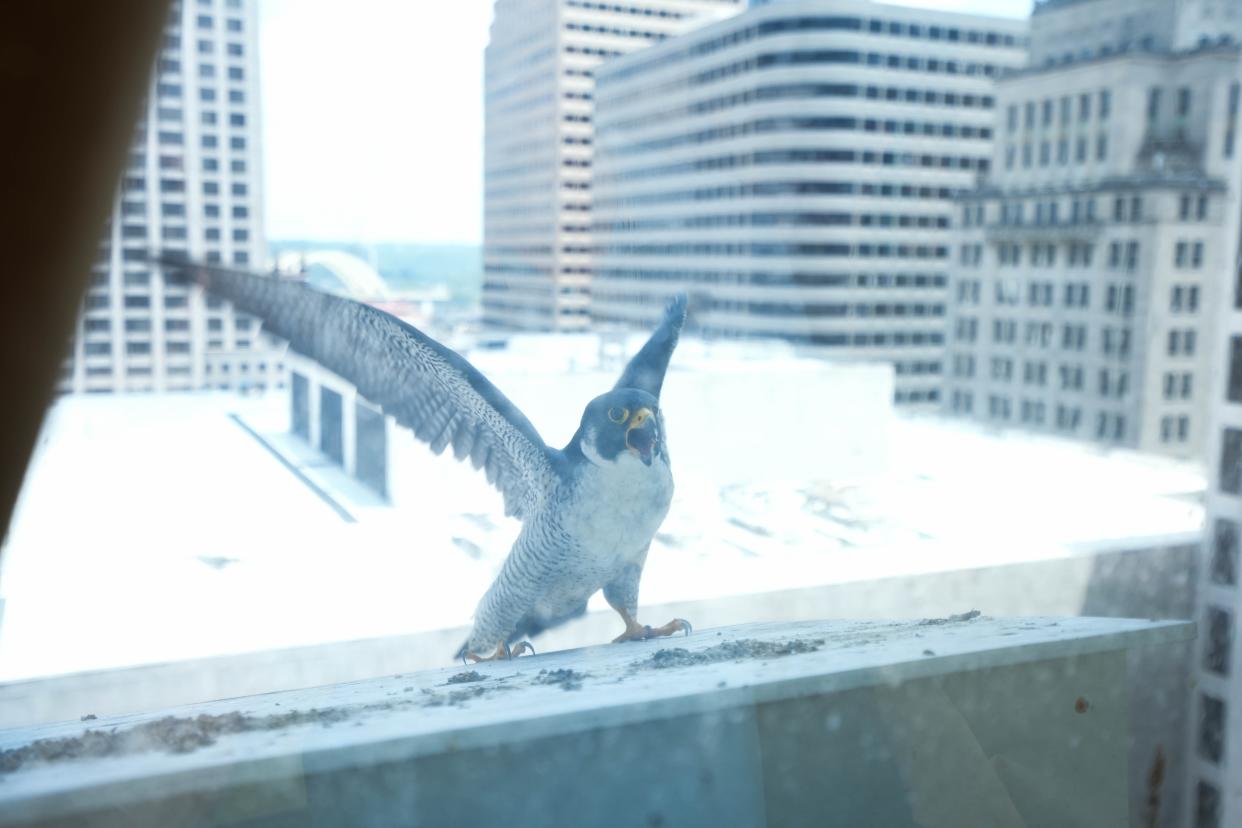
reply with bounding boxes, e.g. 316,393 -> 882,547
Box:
573,389 -> 662,467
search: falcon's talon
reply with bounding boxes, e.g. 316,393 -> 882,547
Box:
611,611 -> 694,643
510,641 -> 536,658
464,641 -> 512,663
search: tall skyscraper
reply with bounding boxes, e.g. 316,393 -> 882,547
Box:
62,0 -> 283,395
588,0 -> 1026,406
482,0 -> 744,332
943,0 -> 1242,459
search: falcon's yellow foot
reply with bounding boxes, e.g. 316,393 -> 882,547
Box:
461,640 -> 537,665
612,617 -> 692,643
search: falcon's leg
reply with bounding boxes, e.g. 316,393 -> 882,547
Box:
602,551 -> 691,643
609,606 -> 692,643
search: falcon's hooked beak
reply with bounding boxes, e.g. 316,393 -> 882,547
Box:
625,407 -> 657,466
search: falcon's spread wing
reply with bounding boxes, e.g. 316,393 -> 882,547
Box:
167,262 -> 558,519
613,293 -> 687,400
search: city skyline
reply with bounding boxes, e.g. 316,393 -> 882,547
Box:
259,0 -> 1032,245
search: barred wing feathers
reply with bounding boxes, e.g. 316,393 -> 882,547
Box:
174,263 -> 558,519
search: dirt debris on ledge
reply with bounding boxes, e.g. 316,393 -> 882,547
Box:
918,610 -> 982,626
635,638 -> 825,670
0,708 -> 349,775
534,668 -> 588,691
0,681 -> 521,775
445,671 -> 485,685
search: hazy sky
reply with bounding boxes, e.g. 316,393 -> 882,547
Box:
259,0 -> 1032,245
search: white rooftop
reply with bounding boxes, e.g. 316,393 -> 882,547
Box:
0,347 -> 1204,682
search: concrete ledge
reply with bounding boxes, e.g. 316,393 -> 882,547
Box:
0,542 -> 1196,730
0,616 -> 1193,828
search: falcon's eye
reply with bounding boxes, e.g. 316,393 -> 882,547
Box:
608,406 -> 629,424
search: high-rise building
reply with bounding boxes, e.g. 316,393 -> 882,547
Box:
482,0 -> 744,332
1198,320 -> 1242,825
587,0 -> 1026,406
943,0 -> 1242,459
1193,24 -> 1242,826
61,0 -> 283,395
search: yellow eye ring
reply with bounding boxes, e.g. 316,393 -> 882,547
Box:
608,406 -> 629,424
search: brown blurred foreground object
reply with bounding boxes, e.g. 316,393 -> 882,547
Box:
0,2 -> 171,551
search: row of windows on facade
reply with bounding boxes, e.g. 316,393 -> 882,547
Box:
129,153 -> 249,176
520,297 -> 947,319
151,103 -> 246,127
594,180 -> 958,209
120,196 -> 251,219
82,337 -> 256,356
590,298 -> 946,344
991,240 -> 1146,271
120,202 -> 251,224
563,21 -> 668,41
97,249 -> 250,268
951,394 -> 1129,441
134,131 -> 249,152
119,225 -> 250,243
957,275 -> 1200,315
957,277 -> 1129,308
600,242 -> 950,258
76,364 -> 278,383
1006,132 -> 1109,168
1007,90 -> 1111,132
124,177 -> 250,199
598,14 -> 1020,88
970,359 -> 1137,400
83,316 -> 254,334
598,115 -> 995,161
598,147 -> 988,185
82,284 -> 252,312
156,67 -> 246,96
600,46 -> 1007,112
957,319 -> 1198,358
158,52 -> 247,77
951,358 -> 1194,401
956,320 -> 1132,355
593,268 -> 948,289
566,0 -> 693,20
953,322 -> 1197,357
967,192 -> 1211,228
598,211 -> 950,232
598,82 -> 997,136
194,14 -> 244,32
970,240 -> 1205,273
961,242 -> 1094,269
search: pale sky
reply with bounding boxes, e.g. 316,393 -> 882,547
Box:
259,0 -> 1032,245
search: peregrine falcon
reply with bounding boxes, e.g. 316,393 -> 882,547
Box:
172,263 -> 690,663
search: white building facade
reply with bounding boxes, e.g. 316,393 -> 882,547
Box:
482,0 -> 744,332
62,0 -> 283,395
588,0 -> 1025,406
944,0 -> 1242,460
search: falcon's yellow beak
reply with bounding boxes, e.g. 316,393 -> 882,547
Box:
625,407 -> 656,465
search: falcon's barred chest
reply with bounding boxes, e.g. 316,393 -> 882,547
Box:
559,444 -> 674,584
